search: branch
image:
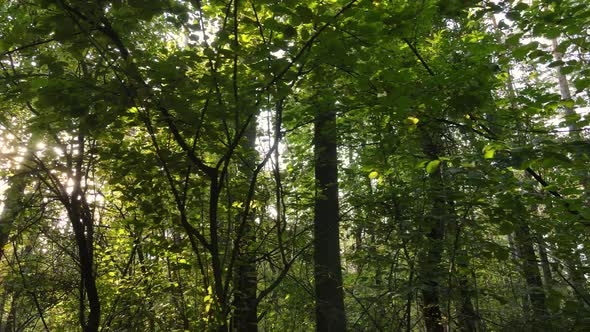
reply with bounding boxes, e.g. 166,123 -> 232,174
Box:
265,0 -> 359,89
0,38 -> 56,58
403,38 -> 435,76
406,37 -> 582,218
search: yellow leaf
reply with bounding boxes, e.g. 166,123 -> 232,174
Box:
405,116 -> 419,125
368,171 -> 379,179
483,145 -> 496,159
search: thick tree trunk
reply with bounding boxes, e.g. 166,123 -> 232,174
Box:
313,108 -> 346,332
419,210 -> 445,332
418,127 -> 446,332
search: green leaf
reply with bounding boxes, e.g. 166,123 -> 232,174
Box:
426,160 -> 441,174
560,99 -> 575,109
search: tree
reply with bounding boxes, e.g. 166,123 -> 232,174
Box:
1,0 -> 589,331
313,89 -> 346,332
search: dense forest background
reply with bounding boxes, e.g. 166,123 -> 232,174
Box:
0,0 -> 589,331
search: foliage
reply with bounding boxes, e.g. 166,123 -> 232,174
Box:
0,0 -> 589,331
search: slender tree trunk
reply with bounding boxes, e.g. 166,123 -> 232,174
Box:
68,135 -> 100,332
536,238 -> 553,289
313,106 -> 346,332
0,145 -> 37,259
564,253 -> 589,305
231,0 -> 258,328
457,274 -> 479,332
454,235 -> 480,331
508,234 -> 530,321
208,178 -> 229,332
5,295 -> 15,332
551,38 -> 575,129
0,173 -> 27,258
233,119 -> 258,332
446,200 -> 480,332
233,217 -> 257,332
552,38 -> 589,305
0,291 -> 4,331
514,223 -> 547,327
69,200 -> 100,332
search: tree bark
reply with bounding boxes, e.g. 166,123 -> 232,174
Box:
537,238 -> 553,289
313,107 -> 346,332
514,223 -> 547,327
419,207 -> 445,332
233,119 -> 258,332
418,127 -> 446,332
552,38 -> 590,305
0,172 -> 28,258
68,135 -> 100,332
0,145 -> 37,259
457,276 -> 479,332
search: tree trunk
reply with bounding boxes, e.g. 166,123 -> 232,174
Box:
418,127 -> 446,332
419,210 -> 445,332
551,38 -> 575,131
455,241 -> 480,331
0,145 -> 37,259
0,172 -> 28,258
69,202 -> 100,332
457,271 -> 479,332
233,119 -> 258,332
233,218 -> 258,332
552,38 -> 589,305
68,135 -> 100,332
313,107 -> 346,332
514,223 -> 547,327
536,238 -> 553,289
